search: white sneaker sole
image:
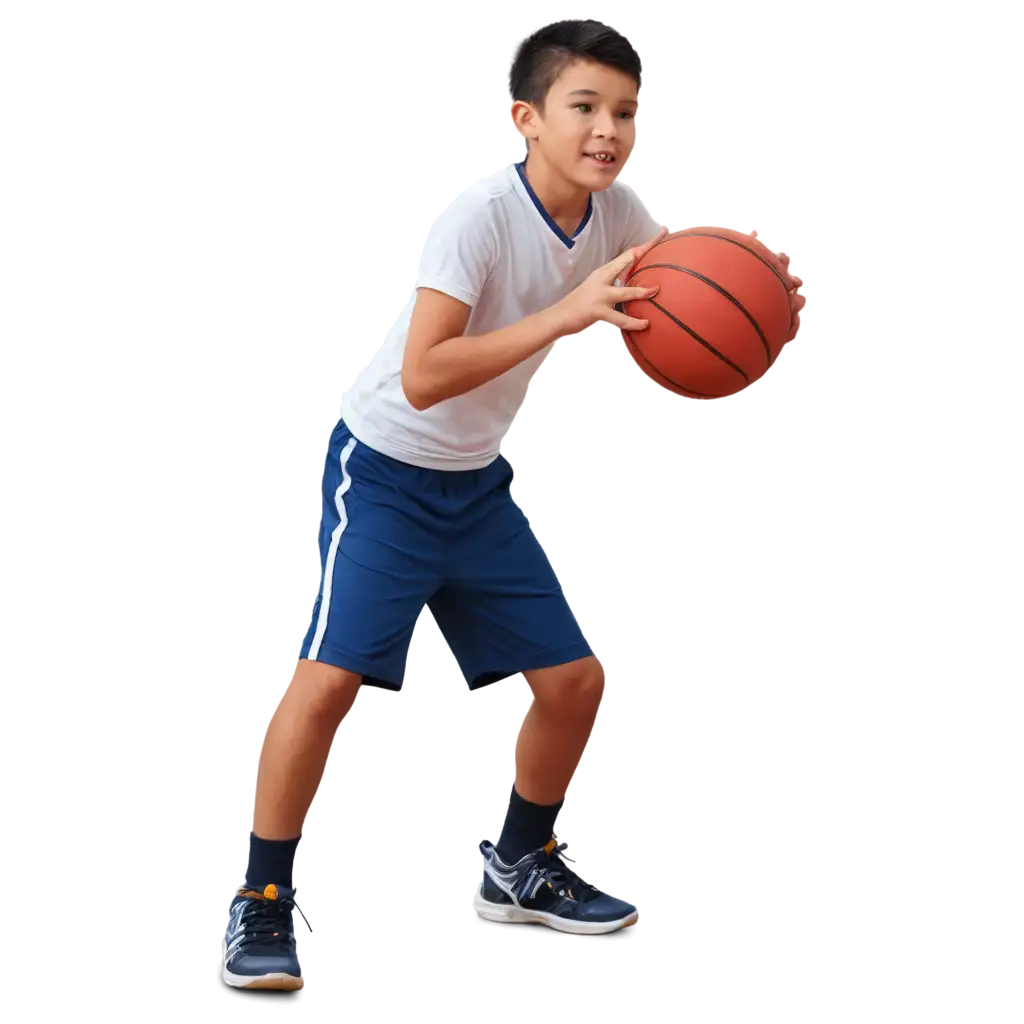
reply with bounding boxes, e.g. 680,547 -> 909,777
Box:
221,940 -> 304,990
472,884 -> 638,935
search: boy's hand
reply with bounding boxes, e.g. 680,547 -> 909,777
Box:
777,252 -> 805,342
554,227 -> 669,336
745,225 -> 806,333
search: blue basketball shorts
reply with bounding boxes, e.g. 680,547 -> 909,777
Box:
298,418 -> 593,691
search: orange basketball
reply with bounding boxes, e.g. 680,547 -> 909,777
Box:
619,228 -> 795,398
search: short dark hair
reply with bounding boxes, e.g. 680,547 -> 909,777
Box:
509,20 -> 642,113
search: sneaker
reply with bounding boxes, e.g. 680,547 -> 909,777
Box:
473,836 -> 638,935
221,882 -> 310,990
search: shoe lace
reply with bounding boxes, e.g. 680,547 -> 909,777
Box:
538,835 -> 602,904
239,893 -> 312,950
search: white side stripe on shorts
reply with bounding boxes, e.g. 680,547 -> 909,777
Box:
308,437 -> 358,661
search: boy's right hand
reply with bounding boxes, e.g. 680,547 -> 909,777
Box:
554,227 -> 669,336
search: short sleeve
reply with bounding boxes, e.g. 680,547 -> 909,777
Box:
615,180 -> 661,252
415,190 -> 499,308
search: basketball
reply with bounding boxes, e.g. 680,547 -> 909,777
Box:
618,228 -> 796,398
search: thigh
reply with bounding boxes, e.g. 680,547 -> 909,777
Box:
300,424 -> 442,690
428,490 -> 591,691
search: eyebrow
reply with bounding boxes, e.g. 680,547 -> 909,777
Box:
568,88 -> 638,107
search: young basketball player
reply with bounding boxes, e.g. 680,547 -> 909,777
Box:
221,19 -> 805,990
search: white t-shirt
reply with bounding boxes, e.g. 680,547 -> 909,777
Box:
340,161 -> 660,470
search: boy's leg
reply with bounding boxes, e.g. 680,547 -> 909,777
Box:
488,656 -> 604,867
245,663 -> 362,872
448,471 -> 638,937
227,661 -> 357,994
224,420 -> 443,988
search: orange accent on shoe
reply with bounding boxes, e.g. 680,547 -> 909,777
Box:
543,839 -> 557,855
264,884 -> 278,900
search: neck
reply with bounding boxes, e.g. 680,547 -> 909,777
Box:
522,150 -> 590,223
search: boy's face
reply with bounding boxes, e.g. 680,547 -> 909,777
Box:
524,59 -> 639,190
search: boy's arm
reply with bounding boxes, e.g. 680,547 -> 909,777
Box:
402,229 -> 667,411
401,289 -> 564,411
557,224 -> 675,348
557,180 -> 675,352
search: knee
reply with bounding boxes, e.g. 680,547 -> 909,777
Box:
295,660 -> 362,720
535,657 -> 605,717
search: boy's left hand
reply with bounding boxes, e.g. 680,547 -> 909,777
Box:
778,253 -> 805,342
741,225 -> 802,333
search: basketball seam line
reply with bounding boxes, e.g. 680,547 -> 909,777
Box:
630,262 -> 772,369
679,231 -> 798,331
673,232 -> 791,292
625,335 -> 714,398
644,298 -> 750,383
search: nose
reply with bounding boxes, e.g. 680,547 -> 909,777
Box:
593,114 -> 618,140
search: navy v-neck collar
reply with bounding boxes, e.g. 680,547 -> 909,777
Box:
514,161 -> 593,249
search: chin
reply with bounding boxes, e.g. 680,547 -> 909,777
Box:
563,162 -> 621,192
586,157 -> 628,190
586,172 -> 621,193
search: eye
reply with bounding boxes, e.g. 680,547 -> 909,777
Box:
574,103 -> 592,113
617,111 -> 635,120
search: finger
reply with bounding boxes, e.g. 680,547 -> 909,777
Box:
604,248 -> 640,283
606,227 -> 669,283
612,284 -> 659,303
793,293 -> 806,313
750,229 -> 758,238
631,226 -> 669,262
770,251 -> 798,288
787,312 -> 801,341
608,310 -> 650,331
791,275 -> 803,288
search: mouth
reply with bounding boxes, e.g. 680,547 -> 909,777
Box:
583,151 -> 617,169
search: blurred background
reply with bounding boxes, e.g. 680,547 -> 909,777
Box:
1,1 -> 1020,1020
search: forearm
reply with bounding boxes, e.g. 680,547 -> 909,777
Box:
404,305 -> 568,411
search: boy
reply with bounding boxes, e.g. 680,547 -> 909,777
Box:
221,18 -> 805,990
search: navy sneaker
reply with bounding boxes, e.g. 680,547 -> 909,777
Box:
473,836 -> 639,934
221,883 -> 310,990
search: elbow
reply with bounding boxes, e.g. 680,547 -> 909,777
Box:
401,368 -> 434,412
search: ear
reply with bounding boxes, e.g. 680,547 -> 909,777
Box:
511,100 -> 540,143
501,101 -> 520,139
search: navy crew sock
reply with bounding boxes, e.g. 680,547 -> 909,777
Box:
495,785 -> 563,864
245,832 -> 301,891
